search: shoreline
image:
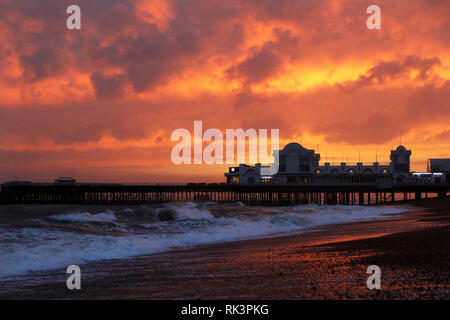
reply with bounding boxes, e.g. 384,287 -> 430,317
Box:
0,198 -> 448,299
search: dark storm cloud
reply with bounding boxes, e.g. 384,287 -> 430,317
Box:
226,48 -> 284,84
19,46 -> 66,82
337,56 -> 442,91
90,71 -> 126,99
226,29 -> 303,85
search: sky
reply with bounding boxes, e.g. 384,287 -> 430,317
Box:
0,0 -> 449,183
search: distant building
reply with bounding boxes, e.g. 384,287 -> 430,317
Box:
1,181 -> 32,187
427,158 -> 450,183
390,145 -> 412,183
54,177 -> 77,185
411,172 -> 445,184
225,143 -> 414,186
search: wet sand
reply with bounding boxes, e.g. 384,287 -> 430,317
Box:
0,198 -> 448,299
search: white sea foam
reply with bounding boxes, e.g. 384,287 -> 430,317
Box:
47,211 -> 117,223
0,203 -> 408,279
167,202 -> 215,220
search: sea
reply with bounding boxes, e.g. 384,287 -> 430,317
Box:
0,202 -> 408,280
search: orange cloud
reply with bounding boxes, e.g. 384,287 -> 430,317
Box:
0,0 -> 449,182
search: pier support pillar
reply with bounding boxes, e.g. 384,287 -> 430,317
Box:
358,192 -> 364,205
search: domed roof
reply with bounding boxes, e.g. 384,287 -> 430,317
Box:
283,142 -> 306,151
396,145 -> 406,151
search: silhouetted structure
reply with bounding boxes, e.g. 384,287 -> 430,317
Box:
225,143 -> 421,186
0,143 -> 448,206
0,181 -> 447,206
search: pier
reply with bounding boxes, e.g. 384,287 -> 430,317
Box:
0,182 -> 448,206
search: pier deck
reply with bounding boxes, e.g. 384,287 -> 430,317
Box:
0,183 -> 448,205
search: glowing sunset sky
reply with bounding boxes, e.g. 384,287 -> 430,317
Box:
0,0 -> 449,183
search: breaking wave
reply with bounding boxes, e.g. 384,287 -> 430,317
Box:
48,211 -> 117,223
0,202 -> 408,279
